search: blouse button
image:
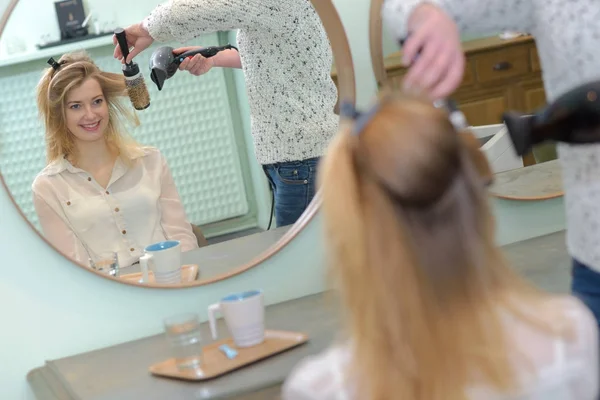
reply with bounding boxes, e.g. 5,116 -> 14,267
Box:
130,248 -> 135,252
114,207 -> 120,212
66,201 -> 71,206
87,177 -> 92,181
122,230 -> 127,235
105,191 -> 109,195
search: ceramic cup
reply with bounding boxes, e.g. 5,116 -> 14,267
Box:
139,240 -> 181,284
208,290 -> 265,348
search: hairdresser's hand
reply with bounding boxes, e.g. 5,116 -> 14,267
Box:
174,47 -> 214,76
402,4 -> 464,100
113,22 -> 154,64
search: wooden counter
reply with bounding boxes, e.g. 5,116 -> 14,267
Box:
490,160 -> 563,200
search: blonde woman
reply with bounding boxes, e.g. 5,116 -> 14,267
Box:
32,51 -> 198,269
282,94 -> 599,399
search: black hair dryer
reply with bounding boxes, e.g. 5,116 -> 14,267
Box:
148,44 -> 238,90
503,80 -> 600,156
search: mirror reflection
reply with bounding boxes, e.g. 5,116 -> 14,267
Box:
0,0 -> 340,285
378,20 -> 560,179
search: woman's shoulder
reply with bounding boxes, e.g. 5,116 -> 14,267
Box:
137,146 -> 164,161
538,294 -> 598,364
31,159 -> 67,193
547,294 -> 596,329
281,344 -> 351,400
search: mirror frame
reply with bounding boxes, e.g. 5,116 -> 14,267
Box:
368,0 -> 387,90
0,0 -> 356,288
368,0 -> 563,200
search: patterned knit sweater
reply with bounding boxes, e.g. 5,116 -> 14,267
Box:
143,0 -> 339,165
383,0 -> 600,272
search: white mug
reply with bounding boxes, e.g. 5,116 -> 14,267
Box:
208,290 -> 265,348
139,240 -> 181,284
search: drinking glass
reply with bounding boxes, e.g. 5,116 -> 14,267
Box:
89,251 -> 119,277
164,313 -> 203,369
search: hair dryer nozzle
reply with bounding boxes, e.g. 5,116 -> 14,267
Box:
150,68 -> 167,91
502,111 -> 535,156
148,46 -> 179,91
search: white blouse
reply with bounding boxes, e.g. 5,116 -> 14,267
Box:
282,296 -> 599,400
31,147 -> 198,268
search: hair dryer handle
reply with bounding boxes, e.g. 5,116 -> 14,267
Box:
176,45 -> 239,62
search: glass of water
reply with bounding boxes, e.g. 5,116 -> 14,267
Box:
164,313 -> 203,370
89,252 -> 119,277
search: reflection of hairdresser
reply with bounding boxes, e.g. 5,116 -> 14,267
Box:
32,52 -> 198,268
113,0 -> 339,227
379,0 -> 600,328
282,94 -> 598,399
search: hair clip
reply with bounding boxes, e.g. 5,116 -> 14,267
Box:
434,98 -> 468,131
47,57 -> 61,70
340,101 -> 381,136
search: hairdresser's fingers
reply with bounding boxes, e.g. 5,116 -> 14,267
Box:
430,52 -> 465,99
179,57 -> 191,71
179,54 -> 200,71
125,37 -> 153,63
417,44 -> 456,92
112,26 -> 137,59
402,38 -> 441,90
190,57 -> 213,76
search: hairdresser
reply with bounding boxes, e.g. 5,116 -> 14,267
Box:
380,0 -> 600,327
112,0 -> 340,228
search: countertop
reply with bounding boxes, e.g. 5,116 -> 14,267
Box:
27,229 -> 573,399
489,160 -> 563,200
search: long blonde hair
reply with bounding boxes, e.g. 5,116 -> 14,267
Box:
320,93 -> 570,399
36,51 -> 143,164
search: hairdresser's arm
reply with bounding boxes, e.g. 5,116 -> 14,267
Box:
145,0 -> 267,43
114,0 -> 267,62
213,49 -> 242,69
157,154 -> 199,252
32,190 -> 88,264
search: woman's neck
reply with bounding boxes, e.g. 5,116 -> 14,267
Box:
70,139 -> 117,171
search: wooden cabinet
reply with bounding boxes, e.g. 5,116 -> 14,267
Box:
382,36 -> 547,126
331,35 -> 550,165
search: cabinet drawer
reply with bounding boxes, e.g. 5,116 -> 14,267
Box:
474,45 -> 530,83
459,95 -> 508,126
385,61 -> 475,88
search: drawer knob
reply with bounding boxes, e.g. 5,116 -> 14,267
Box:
493,61 -> 512,71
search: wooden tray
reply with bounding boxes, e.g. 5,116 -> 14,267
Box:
149,330 -> 308,381
120,264 -> 199,283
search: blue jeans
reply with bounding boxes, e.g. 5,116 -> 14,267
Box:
263,157 -> 319,227
572,258 -> 600,328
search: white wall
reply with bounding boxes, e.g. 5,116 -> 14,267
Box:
0,0 -> 161,55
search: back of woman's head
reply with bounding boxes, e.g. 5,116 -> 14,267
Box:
36,51 -> 139,163
319,93 -> 553,399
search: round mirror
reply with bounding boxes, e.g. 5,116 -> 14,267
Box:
0,0 -> 355,287
368,0 -> 563,201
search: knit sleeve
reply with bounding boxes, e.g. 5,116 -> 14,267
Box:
381,0 -> 535,41
144,0 -> 277,43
